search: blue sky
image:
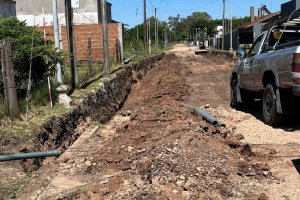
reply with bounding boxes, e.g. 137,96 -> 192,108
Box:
108,0 -> 288,28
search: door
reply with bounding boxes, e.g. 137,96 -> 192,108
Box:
240,34 -> 265,90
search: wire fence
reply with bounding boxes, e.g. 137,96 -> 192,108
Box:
63,62 -> 104,88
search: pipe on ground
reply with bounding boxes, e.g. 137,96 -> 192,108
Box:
185,104 -> 225,127
123,55 -> 136,64
0,150 -> 61,162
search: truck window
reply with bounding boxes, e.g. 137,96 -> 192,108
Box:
279,32 -> 300,44
248,34 -> 264,56
268,29 -> 300,49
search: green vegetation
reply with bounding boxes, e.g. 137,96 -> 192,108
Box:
0,17 -> 64,118
0,17 -> 63,96
125,12 -> 251,43
1,174 -> 38,199
63,63 -> 104,87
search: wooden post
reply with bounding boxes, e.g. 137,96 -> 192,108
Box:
101,0 -> 110,75
65,0 -> 78,88
116,39 -> 121,63
1,41 -> 8,108
2,39 -> 18,113
88,38 -> 93,76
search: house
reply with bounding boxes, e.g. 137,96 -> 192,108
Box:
16,0 -> 112,26
16,0 -> 123,62
263,0 -> 300,31
238,11 -> 280,44
210,5 -> 280,50
0,0 -> 16,17
281,0 -> 300,17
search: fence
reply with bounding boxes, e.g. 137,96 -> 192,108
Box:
209,30 -> 239,51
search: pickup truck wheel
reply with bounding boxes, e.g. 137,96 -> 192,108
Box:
230,78 -> 240,108
262,84 -> 283,125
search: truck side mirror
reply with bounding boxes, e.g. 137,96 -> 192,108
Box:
236,49 -> 247,58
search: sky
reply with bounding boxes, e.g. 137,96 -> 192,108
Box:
108,0 -> 289,28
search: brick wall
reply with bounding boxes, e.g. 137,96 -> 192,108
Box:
38,23 -> 120,62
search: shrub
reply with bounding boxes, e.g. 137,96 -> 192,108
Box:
0,17 -> 62,97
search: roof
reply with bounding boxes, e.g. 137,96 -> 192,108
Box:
263,9 -> 300,31
240,12 -> 281,30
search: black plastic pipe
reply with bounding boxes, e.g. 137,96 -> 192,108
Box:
0,150 -> 61,162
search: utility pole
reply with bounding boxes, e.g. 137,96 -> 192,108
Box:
143,0 -> 147,51
230,0 -> 233,51
224,18 -> 226,34
136,8 -> 139,41
148,17 -> 151,53
101,0 -> 110,75
155,8 -> 158,50
65,0 -> 78,88
222,0 -> 225,50
52,0 -> 63,85
165,29 -> 168,45
192,30 -> 194,43
194,29 -> 197,45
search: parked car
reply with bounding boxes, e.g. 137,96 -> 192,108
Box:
230,24 -> 300,125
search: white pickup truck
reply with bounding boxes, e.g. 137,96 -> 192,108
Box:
230,23 -> 300,125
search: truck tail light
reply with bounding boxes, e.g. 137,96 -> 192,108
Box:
292,53 -> 300,72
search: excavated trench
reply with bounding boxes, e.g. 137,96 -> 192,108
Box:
1,47 -> 280,199
19,53 -> 165,172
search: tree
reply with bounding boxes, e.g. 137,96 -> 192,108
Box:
124,17 -> 169,50
0,17 -> 61,97
168,14 -> 180,35
125,11 -> 251,46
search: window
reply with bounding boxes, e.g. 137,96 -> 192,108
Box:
248,34 -> 264,56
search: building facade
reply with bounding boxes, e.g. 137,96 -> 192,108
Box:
0,0 -> 16,17
16,0 -> 112,26
16,0 -> 123,62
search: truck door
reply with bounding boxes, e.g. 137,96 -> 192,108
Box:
241,34 -> 265,90
239,57 -> 253,88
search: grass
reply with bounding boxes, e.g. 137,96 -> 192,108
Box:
63,63 -> 104,87
1,174 -> 39,199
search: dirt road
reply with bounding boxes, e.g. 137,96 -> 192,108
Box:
4,44 -> 300,199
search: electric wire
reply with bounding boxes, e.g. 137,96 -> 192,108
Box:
73,10 -> 98,24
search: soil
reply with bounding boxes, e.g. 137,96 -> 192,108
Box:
2,44 -> 300,199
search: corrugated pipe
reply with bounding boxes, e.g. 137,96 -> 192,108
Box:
185,104 -> 226,127
0,150 -> 61,162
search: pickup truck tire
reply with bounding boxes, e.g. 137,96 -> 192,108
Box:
262,84 -> 283,125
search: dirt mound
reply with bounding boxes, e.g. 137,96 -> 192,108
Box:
2,49 -> 275,199
71,53 -> 270,199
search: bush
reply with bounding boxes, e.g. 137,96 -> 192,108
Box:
0,17 -> 62,97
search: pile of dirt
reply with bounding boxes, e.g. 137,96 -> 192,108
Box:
72,53 -> 270,200
1,50 -> 275,199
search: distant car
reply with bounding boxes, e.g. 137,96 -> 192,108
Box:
199,41 -> 206,49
